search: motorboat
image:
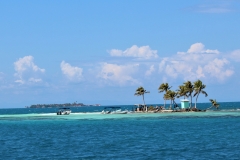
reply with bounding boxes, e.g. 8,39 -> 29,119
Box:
57,108 -> 71,115
102,107 -> 128,114
111,109 -> 128,114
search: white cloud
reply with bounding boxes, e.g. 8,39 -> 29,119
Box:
159,43 -> 234,81
198,6 -> 232,13
29,78 -> 42,83
189,3 -> 234,14
159,58 -> 166,72
187,43 -> 219,54
196,66 -> 205,79
145,65 -> 155,76
230,50 -> 240,62
98,63 -> 139,85
204,58 -> 234,81
14,56 -> 45,73
15,79 -> 24,84
109,45 -> 158,59
60,61 -> 83,81
14,56 -> 45,84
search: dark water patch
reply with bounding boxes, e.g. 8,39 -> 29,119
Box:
1,117 -> 240,159
0,117 -> 27,121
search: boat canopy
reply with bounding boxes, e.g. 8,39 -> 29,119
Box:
134,104 -> 145,107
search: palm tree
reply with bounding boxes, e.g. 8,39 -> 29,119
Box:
176,85 -> 188,99
164,90 -> 177,109
193,80 -> 208,108
184,81 -> 194,108
208,99 -> 220,110
134,86 -> 150,111
158,83 -> 171,108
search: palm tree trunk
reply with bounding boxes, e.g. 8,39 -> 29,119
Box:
142,94 -> 145,106
170,100 -> 172,109
164,99 -> 166,108
195,93 -> 200,108
207,106 -> 213,110
142,94 -> 146,111
190,95 -> 192,108
173,100 -> 177,109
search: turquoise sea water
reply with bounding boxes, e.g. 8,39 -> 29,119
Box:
1,102 -> 240,159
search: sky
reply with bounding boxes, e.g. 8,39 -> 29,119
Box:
0,0 -> 240,108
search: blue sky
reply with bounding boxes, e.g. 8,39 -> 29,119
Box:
0,0 -> 240,108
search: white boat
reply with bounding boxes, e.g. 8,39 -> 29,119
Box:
102,107 -> 128,114
57,108 -> 71,115
111,109 -> 128,114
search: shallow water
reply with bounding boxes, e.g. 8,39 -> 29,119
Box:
1,102 -> 240,159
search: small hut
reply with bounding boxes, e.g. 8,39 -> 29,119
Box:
181,99 -> 189,110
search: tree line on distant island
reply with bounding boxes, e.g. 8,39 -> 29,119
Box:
134,79 -> 220,110
27,102 -> 101,108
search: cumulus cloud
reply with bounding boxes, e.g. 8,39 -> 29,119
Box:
145,65 -> 155,76
60,61 -> 83,81
14,56 -> 45,73
14,56 -> 45,84
186,43 -> 219,54
28,78 -> 42,83
159,43 -> 234,81
204,58 -> 234,81
109,45 -> 158,59
230,50 -> 240,62
98,63 -> 139,85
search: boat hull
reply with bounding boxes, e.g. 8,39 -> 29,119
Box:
57,111 -> 71,115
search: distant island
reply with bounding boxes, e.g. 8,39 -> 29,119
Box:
26,102 -> 101,108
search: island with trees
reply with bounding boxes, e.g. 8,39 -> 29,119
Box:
26,102 -> 101,108
134,79 -> 220,112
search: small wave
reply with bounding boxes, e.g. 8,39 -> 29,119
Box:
206,109 -> 240,112
37,113 -> 56,116
70,112 -> 102,115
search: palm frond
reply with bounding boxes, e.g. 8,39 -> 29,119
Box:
209,99 -> 220,109
209,99 -> 214,103
158,83 -> 171,93
201,91 -> 208,97
193,92 -> 198,97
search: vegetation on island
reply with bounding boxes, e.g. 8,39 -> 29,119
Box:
27,102 -> 100,108
135,79 -> 220,111
134,86 -> 150,111
164,90 -> 178,109
183,81 -> 194,108
208,99 -> 220,110
193,80 -> 208,108
158,83 -> 171,108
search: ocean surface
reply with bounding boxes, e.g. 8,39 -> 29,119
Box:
1,102 -> 240,160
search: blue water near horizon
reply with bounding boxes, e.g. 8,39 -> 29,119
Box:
1,102 -> 240,159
